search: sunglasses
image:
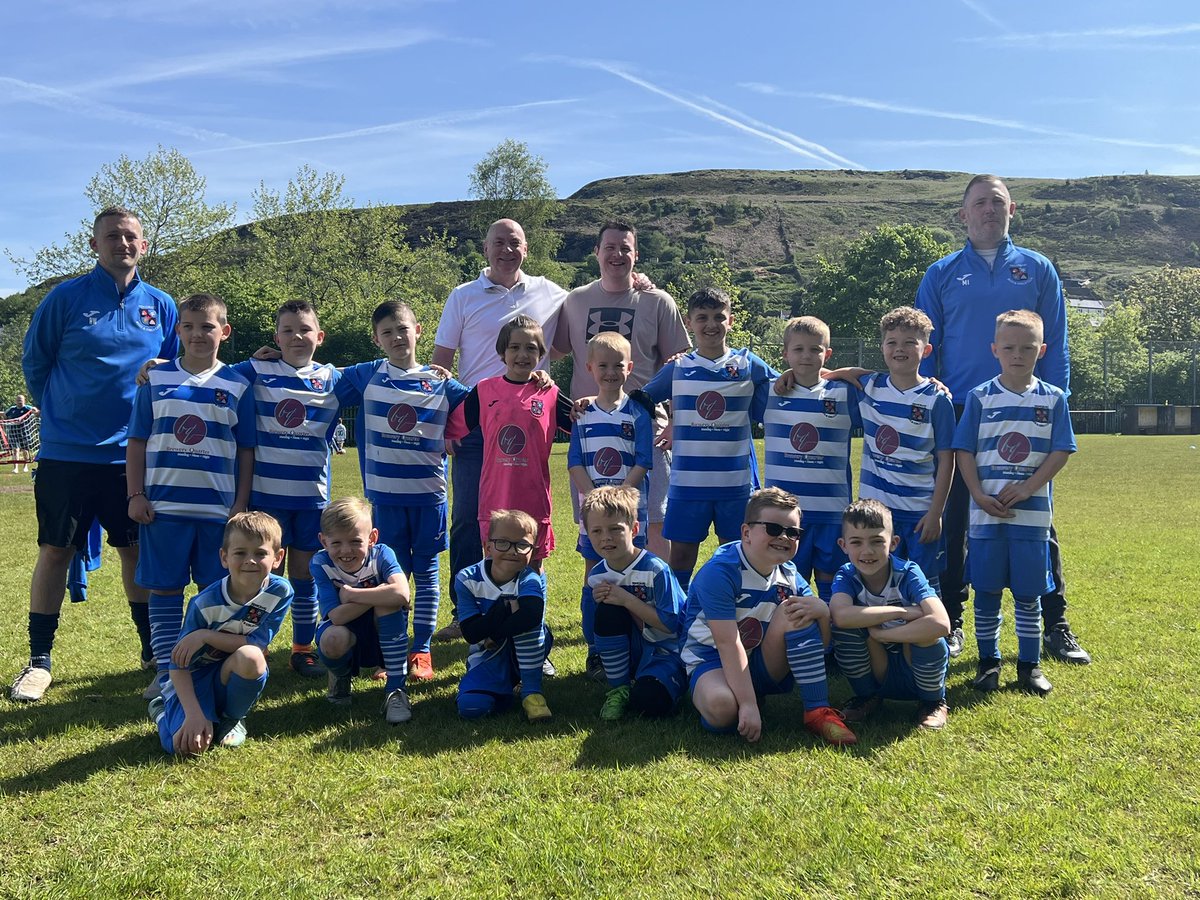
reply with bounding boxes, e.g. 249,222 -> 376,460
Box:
748,521 -> 803,540
489,538 -> 534,553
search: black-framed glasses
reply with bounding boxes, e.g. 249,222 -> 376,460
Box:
489,538 -> 534,553
748,521 -> 803,540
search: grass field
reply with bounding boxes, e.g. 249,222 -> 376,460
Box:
1,436 -> 1198,899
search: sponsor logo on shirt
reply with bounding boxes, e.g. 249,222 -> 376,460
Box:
737,616 -> 764,651
497,424 -> 527,456
173,414 -> 207,446
593,446 -> 623,477
997,431 -> 1031,464
789,422 -> 819,453
874,424 -> 900,456
586,307 -> 635,341
696,391 -> 726,421
275,398 -> 306,429
388,404 -> 417,433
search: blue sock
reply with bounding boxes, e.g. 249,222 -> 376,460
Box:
513,628 -> 546,697
376,609 -> 409,693
700,716 -> 737,735
786,623 -> 830,711
222,670 -> 268,721
290,578 -> 317,648
129,602 -> 153,663
815,579 -> 833,604
149,592 -> 184,674
910,640 -> 949,703
580,586 -> 596,650
832,626 -> 877,698
1013,595 -> 1043,664
320,649 -> 352,676
28,612 -> 60,669
595,632 -> 632,688
671,568 -> 692,592
974,591 -> 1003,661
409,552 -> 439,654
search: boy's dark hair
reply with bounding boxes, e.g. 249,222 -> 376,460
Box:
595,220 -> 637,249
744,486 -> 799,524
842,499 -> 893,534
879,307 -> 933,341
276,299 -> 319,328
495,314 -> 546,358
687,287 -> 731,314
783,315 -> 830,347
179,293 -> 228,324
580,485 -> 639,530
224,511 -> 283,551
93,206 -> 139,232
372,300 -> 416,329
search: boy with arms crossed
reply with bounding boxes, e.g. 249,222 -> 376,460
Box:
313,497 -> 413,723
581,486 -> 685,720
953,310 -> 1075,696
643,288 -> 776,590
149,512 -> 292,755
454,509 -> 555,723
127,294 -> 256,696
830,500 -> 951,730
681,487 -> 856,745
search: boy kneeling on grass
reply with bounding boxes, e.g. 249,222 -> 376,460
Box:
149,512 -> 292,756
830,499 -> 951,731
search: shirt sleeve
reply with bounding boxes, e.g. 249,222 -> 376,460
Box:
654,562 -> 687,637
376,545 -> 405,581
446,388 -> 478,441
900,562 -> 938,605
830,563 -> 858,600
22,290 -> 66,405
333,361 -> 372,405
554,390 -> 574,433
748,353 -> 778,424
310,555 -> 343,621
914,266 -> 943,382
931,391 -> 956,451
168,593 -> 210,671
445,378 -> 471,410
433,288 -> 464,351
689,557 -> 740,621
1050,391 -> 1078,453
157,299 -> 180,360
951,393 -> 982,452
233,385 -> 257,448
643,361 -> 674,404
1035,265 -> 1071,395
633,403 -> 654,469
244,578 -> 293,649
657,294 -> 692,361
128,382 -> 154,440
566,416 -> 585,469
453,571 -> 484,625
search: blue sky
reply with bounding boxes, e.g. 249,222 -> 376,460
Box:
2,0 -> 1197,296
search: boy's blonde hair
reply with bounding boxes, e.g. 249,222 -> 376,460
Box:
224,511 -> 283,551
995,309 -> 1044,340
587,331 -> 632,362
179,293 -> 228,325
842,499 -> 893,535
783,316 -> 830,347
320,496 -> 373,535
744,486 -> 799,524
488,508 -> 538,540
496,314 -> 547,358
879,307 -> 933,341
580,485 -> 639,530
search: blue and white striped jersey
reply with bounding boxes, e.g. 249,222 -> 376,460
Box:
336,361 -> 470,507
586,550 -> 685,649
680,541 -> 811,673
831,557 -> 937,633
163,573 -> 293,699
953,376 -> 1076,541
567,392 -> 655,529
232,359 -> 341,510
858,373 -> 956,514
763,378 -> 860,525
644,348 -> 776,500
129,361 -> 255,522
311,543 -> 404,623
453,561 -> 547,646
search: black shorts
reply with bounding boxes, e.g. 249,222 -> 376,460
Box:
35,458 -> 138,550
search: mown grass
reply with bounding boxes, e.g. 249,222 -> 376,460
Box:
1,436 -> 1198,899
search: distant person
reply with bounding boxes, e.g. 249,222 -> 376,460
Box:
331,419 -> 347,455
915,174 -> 1089,665
148,512 -> 292,756
10,207 -> 178,703
953,310 -> 1076,696
5,394 -> 38,474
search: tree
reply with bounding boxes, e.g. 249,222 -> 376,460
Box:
6,145 -> 235,293
801,224 -> 953,338
1122,265 -> 1200,342
467,140 -> 567,281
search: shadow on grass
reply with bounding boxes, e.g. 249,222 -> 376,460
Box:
0,733 -> 155,796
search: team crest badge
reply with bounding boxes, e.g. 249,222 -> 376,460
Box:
621,422 -> 634,440
776,585 -> 792,604
530,399 -> 544,417
630,584 -> 648,603
910,404 -> 927,425
214,390 -> 228,407
724,364 -> 740,380
1034,406 -> 1050,426
361,577 -> 378,588
308,378 -> 324,391
420,380 -> 433,394
139,308 -> 157,327
244,607 -> 263,626
1009,266 -> 1029,281
822,399 -> 838,418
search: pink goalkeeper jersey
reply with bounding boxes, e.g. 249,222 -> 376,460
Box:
447,376 -> 561,525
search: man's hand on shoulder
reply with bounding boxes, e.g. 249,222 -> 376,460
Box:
253,345 -> 282,361
631,272 -> 656,292
136,358 -> 169,386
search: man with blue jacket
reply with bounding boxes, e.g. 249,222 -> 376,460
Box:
915,175 -> 1089,667
10,207 -> 179,702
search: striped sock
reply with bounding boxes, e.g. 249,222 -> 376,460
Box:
1013,595 -> 1043,664
409,552 -> 439,654
974,591 -> 1003,661
149,592 -> 184,674
595,632 -> 632,688
289,578 -> 317,648
832,626 -> 877,698
910,640 -> 949,703
786,623 -> 830,711
376,609 -> 409,693
513,628 -> 546,697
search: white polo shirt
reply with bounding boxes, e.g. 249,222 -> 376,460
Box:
434,270 -> 567,387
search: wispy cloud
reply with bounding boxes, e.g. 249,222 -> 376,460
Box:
71,30 -> 452,93
191,99 -> 580,155
0,77 -> 244,144
958,0 -> 1013,34
961,21 -> 1200,46
742,84 -> 1200,159
530,55 -> 863,170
